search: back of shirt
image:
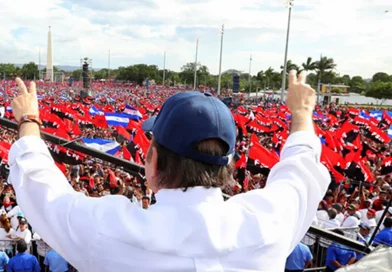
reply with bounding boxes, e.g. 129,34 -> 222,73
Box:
285,243 -> 312,270
8,253 -> 40,272
44,250 -> 68,272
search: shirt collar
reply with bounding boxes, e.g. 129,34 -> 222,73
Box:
155,186 -> 224,205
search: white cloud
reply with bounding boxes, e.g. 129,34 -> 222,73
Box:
0,0 -> 391,78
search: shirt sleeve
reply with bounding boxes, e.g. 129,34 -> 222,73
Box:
8,136 -> 146,271
229,131 -> 330,254
44,254 -> 48,265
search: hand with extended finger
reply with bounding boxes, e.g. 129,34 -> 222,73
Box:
11,78 -> 41,138
286,70 -> 316,133
11,78 -> 39,123
285,70 -> 316,118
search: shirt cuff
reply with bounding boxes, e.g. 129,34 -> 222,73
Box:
280,131 -> 321,159
9,136 -> 53,167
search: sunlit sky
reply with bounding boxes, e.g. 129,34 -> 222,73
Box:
1,0 -> 391,78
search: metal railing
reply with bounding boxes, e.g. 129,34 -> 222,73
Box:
0,117 -> 373,257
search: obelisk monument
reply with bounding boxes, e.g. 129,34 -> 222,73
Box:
46,26 -> 53,82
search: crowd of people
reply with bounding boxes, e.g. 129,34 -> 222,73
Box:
0,79 -> 391,271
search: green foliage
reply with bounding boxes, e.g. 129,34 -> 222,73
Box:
302,57 -> 317,71
372,72 -> 391,83
350,76 -> 366,93
365,81 -> 392,100
331,87 -> 343,93
21,62 -> 39,79
314,56 -> 336,83
71,69 -> 82,80
94,68 -> 109,80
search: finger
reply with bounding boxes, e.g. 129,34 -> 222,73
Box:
15,78 -> 28,95
298,71 -> 307,84
288,70 -> 297,87
29,81 -> 37,97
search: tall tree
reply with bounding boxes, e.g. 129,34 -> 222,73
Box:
365,81 -> 392,105
314,56 -> 337,83
264,67 -> 274,89
21,62 -> 39,80
350,76 -> 366,93
280,60 -> 299,74
302,57 -> 317,72
372,72 -> 391,83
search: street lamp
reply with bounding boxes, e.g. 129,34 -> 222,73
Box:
217,25 -> 224,96
194,39 -> 199,91
280,0 -> 294,101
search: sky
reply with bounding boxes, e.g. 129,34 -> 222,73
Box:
0,0 -> 391,78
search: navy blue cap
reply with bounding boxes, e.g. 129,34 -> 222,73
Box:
142,92 -> 236,165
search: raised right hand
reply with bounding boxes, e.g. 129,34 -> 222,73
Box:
286,70 -> 315,118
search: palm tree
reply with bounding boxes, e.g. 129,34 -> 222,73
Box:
314,56 -> 336,83
280,60 -> 300,74
264,67 -> 274,89
302,57 -> 317,72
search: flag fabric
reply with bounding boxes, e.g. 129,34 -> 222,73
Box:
123,105 -> 142,121
88,105 -> 104,116
82,138 -> 120,155
105,113 -> 129,127
115,126 -> 132,143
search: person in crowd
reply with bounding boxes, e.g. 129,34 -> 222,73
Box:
9,218 -> 32,245
8,74 -> 330,271
331,203 -> 344,225
316,200 -> 329,223
325,229 -> 356,271
322,208 -> 341,229
0,214 -> 14,256
141,196 -> 150,210
341,204 -> 360,228
44,247 -> 69,272
0,249 -> 9,272
284,242 -> 313,272
356,223 -> 372,261
373,191 -> 387,211
0,196 -> 15,213
373,217 -> 392,247
362,208 -> 377,228
7,240 -> 40,272
7,207 -> 24,230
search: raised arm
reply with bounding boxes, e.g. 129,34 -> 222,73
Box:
229,71 -> 330,253
8,79 -> 144,270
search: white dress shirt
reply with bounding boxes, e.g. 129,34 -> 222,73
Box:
9,131 -> 330,272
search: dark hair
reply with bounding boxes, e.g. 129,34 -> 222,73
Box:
332,203 -> 343,212
384,217 -> 392,228
328,208 -> 337,219
147,138 -> 235,190
16,240 -> 27,253
142,196 -> 150,202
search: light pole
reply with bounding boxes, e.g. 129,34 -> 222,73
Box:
163,51 -> 166,85
193,39 -> 199,91
248,54 -> 252,99
217,24 -> 224,96
280,0 -> 294,101
108,50 -> 111,81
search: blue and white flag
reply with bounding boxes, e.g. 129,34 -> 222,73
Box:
369,110 -> 382,121
105,112 -> 129,127
89,105 -> 104,116
123,105 -> 142,120
6,106 -> 12,113
82,138 -> 120,155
